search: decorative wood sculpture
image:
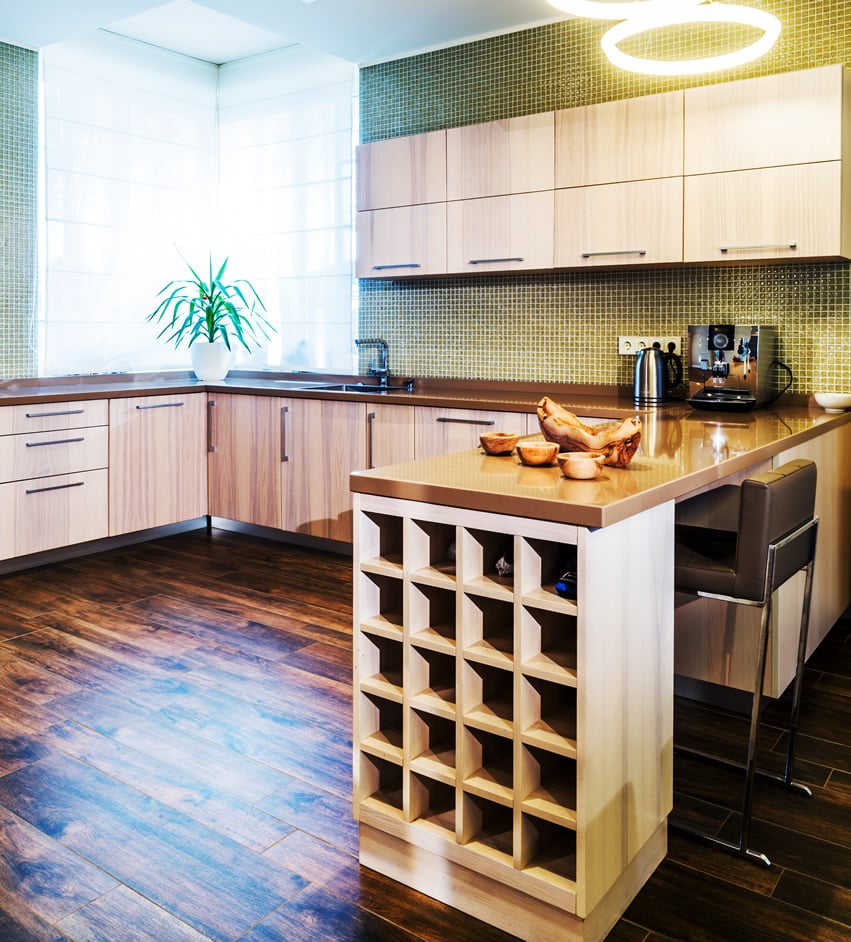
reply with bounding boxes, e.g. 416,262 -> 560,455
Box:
537,397 -> 642,467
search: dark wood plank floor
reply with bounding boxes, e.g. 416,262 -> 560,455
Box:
0,528 -> 848,941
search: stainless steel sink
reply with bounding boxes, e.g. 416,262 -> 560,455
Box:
301,382 -> 416,394
271,379 -> 345,390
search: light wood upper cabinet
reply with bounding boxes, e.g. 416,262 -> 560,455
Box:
356,204 -> 447,277
356,131 -> 446,210
281,398 -> 366,543
684,161 -> 845,263
556,176 -> 683,267
684,65 -> 847,175
446,112 -> 554,200
208,393 -> 282,529
109,393 -> 207,536
446,192 -> 553,274
414,406 -> 530,460
556,90 -> 683,187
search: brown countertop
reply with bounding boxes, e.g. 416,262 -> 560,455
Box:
350,403 -> 848,528
0,370 -> 644,417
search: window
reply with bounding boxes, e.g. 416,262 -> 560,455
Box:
40,32 -> 356,376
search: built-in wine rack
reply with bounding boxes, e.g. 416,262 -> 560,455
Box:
353,493 -> 673,942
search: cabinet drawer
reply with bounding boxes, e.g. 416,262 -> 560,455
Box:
0,469 -> 108,560
0,425 -> 109,483
414,407 -> 530,460
684,162 -> 843,263
0,399 -> 108,436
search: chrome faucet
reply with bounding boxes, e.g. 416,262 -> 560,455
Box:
355,338 -> 390,388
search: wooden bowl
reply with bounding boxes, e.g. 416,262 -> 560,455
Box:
480,431 -> 521,455
516,441 -> 559,466
558,451 -> 606,480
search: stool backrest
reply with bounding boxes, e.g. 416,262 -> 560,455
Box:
734,459 -> 817,602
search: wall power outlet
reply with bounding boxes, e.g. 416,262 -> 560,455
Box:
617,336 -> 682,356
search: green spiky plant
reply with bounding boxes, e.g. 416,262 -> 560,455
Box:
147,255 -> 274,352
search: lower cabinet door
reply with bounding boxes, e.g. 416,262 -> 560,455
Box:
208,394 -> 283,529
281,399 -> 366,542
0,469 -> 108,560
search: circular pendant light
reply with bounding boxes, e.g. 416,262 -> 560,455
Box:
600,2 -> 782,76
548,0 -> 703,20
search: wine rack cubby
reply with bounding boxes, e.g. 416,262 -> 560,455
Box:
353,493 -> 673,942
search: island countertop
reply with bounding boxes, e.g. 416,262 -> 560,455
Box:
350,403 -> 850,528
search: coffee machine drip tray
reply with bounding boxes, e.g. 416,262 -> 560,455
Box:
687,387 -> 758,411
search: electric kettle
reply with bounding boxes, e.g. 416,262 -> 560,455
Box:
634,345 -> 683,405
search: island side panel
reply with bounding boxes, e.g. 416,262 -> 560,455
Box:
577,501 -> 674,919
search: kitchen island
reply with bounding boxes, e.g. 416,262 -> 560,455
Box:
348,404 -> 851,942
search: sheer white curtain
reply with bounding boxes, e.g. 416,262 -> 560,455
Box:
40,32 -> 218,375
40,33 -> 356,376
217,46 -> 357,372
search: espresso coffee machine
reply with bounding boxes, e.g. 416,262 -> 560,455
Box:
686,325 -> 778,410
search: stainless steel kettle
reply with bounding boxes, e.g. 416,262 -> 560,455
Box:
634,345 -> 683,405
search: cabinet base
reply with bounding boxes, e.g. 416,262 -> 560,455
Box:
359,820 -> 667,942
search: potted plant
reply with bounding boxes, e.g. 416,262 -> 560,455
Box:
147,255 -> 274,381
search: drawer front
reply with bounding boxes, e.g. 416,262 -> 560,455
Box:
0,399 -> 108,436
0,425 -> 109,483
0,469 -> 109,560
414,407 -> 530,460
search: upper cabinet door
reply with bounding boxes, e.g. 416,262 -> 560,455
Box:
555,177 -> 683,268
684,65 -> 847,175
356,130 -> 447,210
357,204 -> 447,277
684,162 -> 844,263
556,91 -> 683,187
446,192 -> 554,274
446,113 -> 554,200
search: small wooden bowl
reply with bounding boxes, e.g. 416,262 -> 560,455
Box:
516,441 -> 559,466
558,451 -> 606,479
480,431 -> 521,455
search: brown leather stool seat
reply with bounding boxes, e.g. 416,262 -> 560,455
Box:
672,458 -> 819,866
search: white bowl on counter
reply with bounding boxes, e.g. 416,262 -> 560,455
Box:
813,392 -> 851,412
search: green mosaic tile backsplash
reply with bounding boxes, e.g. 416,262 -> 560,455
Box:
359,1 -> 851,393
0,42 -> 38,380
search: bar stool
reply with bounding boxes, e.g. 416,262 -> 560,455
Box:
672,458 -> 819,867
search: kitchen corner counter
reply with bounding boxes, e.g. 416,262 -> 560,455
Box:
350,404 -> 849,528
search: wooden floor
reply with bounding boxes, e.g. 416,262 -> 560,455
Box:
0,529 -> 848,942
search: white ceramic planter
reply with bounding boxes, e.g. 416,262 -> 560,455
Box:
190,341 -> 232,382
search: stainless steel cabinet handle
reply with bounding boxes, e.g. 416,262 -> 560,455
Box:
720,242 -> 797,253
281,406 -> 289,463
207,400 -> 216,453
136,401 -> 184,409
373,263 -> 422,270
25,437 -> 84,448
582,249 -> 647,258
367,411 -> 376,470
436,417 -> 496,426
26,481 -> 85,495
468,257 -> 524,265
25,409 -> 84,418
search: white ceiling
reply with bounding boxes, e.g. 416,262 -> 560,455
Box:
0,0 -> 571,65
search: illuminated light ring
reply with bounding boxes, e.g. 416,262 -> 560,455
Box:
600,3 -> 782,76
547,0 -> 703,20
